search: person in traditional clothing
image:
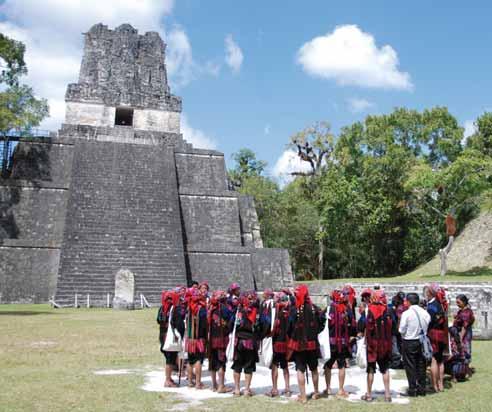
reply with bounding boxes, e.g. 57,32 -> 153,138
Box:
323,289 -> 355,398
425,283 -> 449,392
207,290 -> 233,392
287,285 -> 325,404
185,289 -> 208,389
230,290 -> 261,397
227,282 -> 241,311
157,290 -> 185,387
263,291 -> 292,398
199,282 -> 210,298
453,294 -> 475,376
360,290 -> 393,402
445,326 -> 468,381
389,291 -> 407,369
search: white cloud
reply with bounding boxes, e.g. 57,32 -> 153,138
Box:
272,150 -> 312,186
166,26 -> 194,87
264,124 -> 271,135
347,97 -> 375,113
464,120 -> 477,138
225,34 -> 243,73
181,114 -> 217,150
297,24 -> 413,91
462,119 -> 477,145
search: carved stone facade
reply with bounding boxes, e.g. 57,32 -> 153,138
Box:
0,24 -> 293,306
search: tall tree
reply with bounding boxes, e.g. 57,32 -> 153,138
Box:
289,121 -> 335,279
228,148 -> 267,188
467,112 -> 492,157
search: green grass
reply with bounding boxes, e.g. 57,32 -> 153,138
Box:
298,266 -> 492,284
1,304 -> 491,412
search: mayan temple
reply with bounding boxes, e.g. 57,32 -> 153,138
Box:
0,23 -> 292,306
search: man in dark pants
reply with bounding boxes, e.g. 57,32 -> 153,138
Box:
399,293 -> 431,397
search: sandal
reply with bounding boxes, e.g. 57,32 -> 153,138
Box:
195,383 -> 208,390
311,392 -> 321,400
265,389 -> 279,398
164,381 -> 178,388
217,386 -> 232,393
385,396 -> 392,403
361,394 -> 373,402
282,390 -> 292,397
337,390 -> 349,399
244,389 -> 254,397
323,389 -> 332,397
233,390 -> 242,397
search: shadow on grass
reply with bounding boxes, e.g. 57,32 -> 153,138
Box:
0,311 -> 56,316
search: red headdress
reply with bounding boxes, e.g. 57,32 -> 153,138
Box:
369,289 -> 387,319
240,291 -> 258,323
263,288 -> 274,300
331,289 -> 347,313
342,284 -> 357,307
186,288 -> 205,315
295,285 -> 310,309
427,283 -> 448,312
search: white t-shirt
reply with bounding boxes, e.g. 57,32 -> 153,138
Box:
399,305 -> 431,340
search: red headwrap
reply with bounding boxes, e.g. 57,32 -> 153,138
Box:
342,285 -> 357,307
295,285 -> 310,309
369,290 -> 387,320
427,283 -> 449,312
331,289 -> 347,313
240,291 -> 258,323
186,288 -> 205,315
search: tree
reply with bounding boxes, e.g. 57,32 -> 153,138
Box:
0,33 -> 27,86
405,148 -> 492,275
467,112 -> 492,157
289,121 -> 335,279
0,33 -> 49,176
229,148 -> 267,188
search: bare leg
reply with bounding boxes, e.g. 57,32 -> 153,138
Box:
367,372 -> 374,398
233,371 -> 241,395
271,364 -> 279,393
438,362 -> 445,391
187,363 -> 193,386
218,368 -> 227,391
324,367 -> 332,394
338,367 -> 347,396
245,373 -> 253,395
430,358 -> 439,391
312,368 -> 320,398
297,370 -> 307,402
211,370 -> 217,391
165,364 -> 176,387
283,367 -> 291,394
195,361 -> 204,389
382,370 -> 391,399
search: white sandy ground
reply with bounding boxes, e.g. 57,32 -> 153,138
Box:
94,361 -> 410,409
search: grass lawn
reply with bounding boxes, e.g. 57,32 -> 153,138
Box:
1,304 -> 490,412
299,266 -> 492,284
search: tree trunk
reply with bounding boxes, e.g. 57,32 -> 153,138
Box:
439,235 -> 454,276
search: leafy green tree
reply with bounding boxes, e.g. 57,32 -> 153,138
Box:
229,148 -> 267,188
0,33 -> 27,86
467,112 -> 492,157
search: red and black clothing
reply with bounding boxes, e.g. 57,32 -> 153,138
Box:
364,304 -> 393,374
157,301 -> 185,366
208,301 -> 233,371
287,302 -> 325,373
230,303 -> 260,374
185,304 -> 208,365
324,302 -> 355,369
427,298 -> 449,363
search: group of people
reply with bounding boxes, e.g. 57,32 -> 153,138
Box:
157,280 -> 475,404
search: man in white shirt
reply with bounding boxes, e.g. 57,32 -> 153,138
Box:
398,293 -> 431,397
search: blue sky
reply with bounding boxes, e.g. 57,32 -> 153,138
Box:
1,0 -> 491,180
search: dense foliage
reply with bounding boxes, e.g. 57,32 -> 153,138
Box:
0,33 -> 49,137
230,108 -> 492,279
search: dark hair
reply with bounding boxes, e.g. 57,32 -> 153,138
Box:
406,293 -> 420,306
456,294 -> 469,305
191,281 -> 199,287
392,291 -> 405,306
